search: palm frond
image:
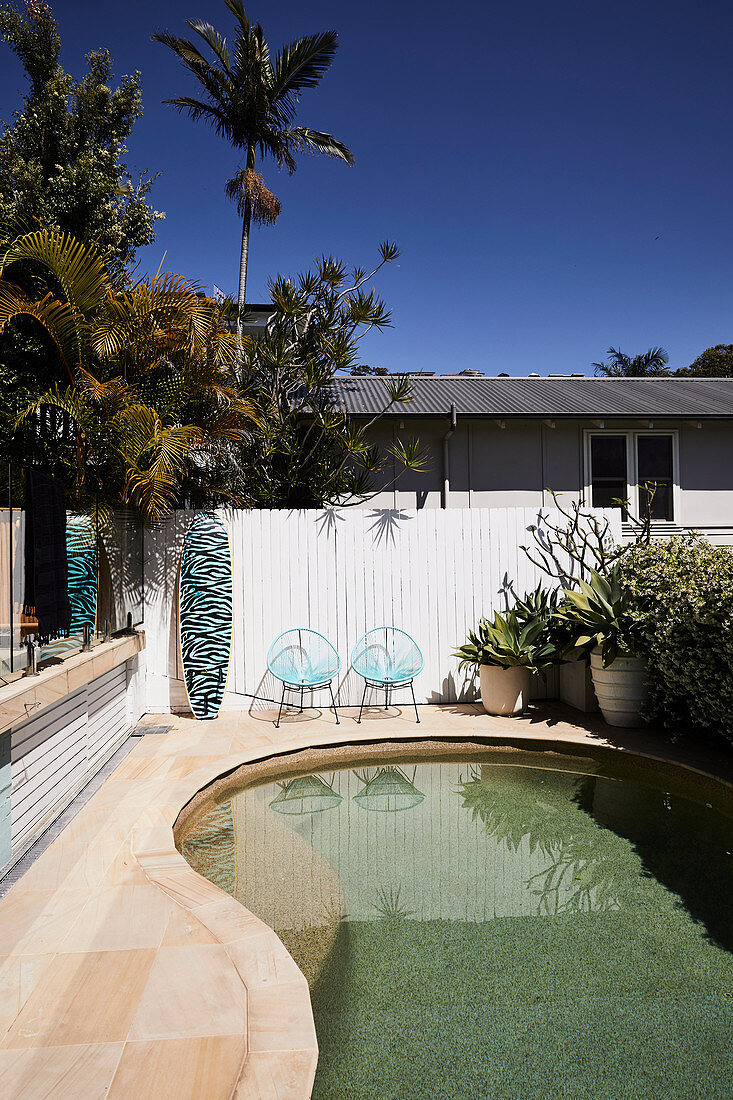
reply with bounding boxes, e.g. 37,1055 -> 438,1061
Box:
0,283 -> 80,377
186,20 -> 231,70
271,32 -> 339,116
119,408 -> 204,519
16,385 -> 94,432
0,229 -> 110,316
285,127 -> 354,164
151,31 -> 214,70
223,0 -> 250,35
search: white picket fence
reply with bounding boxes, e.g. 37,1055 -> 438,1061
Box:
142,506 -> 621,712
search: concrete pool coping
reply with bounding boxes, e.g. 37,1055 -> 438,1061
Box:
0,701 -> 731,1099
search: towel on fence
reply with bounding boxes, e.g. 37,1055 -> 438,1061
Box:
23,470 -> 72,644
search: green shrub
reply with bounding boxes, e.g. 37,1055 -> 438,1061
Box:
619,537 -> 733,743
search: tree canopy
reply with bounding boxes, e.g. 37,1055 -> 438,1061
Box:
1,229 -> 423,517
233,242 -> 426,508
0,1 -> 162,268
676,344 -> 733,377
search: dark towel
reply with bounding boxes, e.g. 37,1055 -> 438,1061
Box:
23,470 -> 72,644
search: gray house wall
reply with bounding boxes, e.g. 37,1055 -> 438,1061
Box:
362,418 -> 733,543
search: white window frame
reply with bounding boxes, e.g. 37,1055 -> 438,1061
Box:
583,429 -> 680,524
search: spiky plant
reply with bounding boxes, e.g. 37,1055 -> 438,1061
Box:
454,607 -> 558,674
555,565 -> 643,666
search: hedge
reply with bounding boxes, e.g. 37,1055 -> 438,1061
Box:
619,536 -> 733,745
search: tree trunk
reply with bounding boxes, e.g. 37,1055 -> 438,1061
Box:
237,201 -> 252,336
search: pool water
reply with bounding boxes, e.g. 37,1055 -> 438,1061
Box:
178,752 -> 733,1099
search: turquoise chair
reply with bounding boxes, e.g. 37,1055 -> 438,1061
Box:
350,627 -> 423,723
267,628 -> 341,728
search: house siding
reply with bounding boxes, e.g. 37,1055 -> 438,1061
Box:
360,417 -> 733,542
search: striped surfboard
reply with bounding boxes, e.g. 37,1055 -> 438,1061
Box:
41,515 -> 98,659
178,512 -> 233,720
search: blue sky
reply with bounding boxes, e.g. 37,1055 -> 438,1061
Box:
2,0 -> 732,375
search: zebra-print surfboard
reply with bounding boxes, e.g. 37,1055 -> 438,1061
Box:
179,512 -> 233,721
41,516 -> 97,659
67,516 -> 97,635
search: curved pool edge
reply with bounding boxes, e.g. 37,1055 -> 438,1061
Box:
129,783 -> 319,1100
164,712 -> 733,1100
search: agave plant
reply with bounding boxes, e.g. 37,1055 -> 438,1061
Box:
454,606 -> 558,674
513,583 -> 577,657
555,565 -> 641,667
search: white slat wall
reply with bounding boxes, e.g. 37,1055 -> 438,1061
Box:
144,506 -> 621,709
10,664 -> 134,854
11,690 -> 87,851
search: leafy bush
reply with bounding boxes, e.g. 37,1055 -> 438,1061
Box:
618,537 -> 733,743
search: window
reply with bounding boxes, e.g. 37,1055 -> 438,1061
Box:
589,436 -> 627,511
637,435 -> 673,520
586,431 -> 677,522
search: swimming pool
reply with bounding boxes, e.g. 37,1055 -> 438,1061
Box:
177,745 -> 733,1099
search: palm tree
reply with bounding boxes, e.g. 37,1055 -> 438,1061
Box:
592,346 -> 670,377
0,228 -> 259,518
153,0 -> 354,319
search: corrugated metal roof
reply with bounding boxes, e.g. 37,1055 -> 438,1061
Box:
328,376 -> 733,418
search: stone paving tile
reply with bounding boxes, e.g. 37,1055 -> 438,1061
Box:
0,955 -> 55,1044
160,905 -> 219,947
0,1041 -> 125,1099
128,944 -> 247,1042
234,1050 -> 319,1100
227,933 -> 304,990
107,1035 -> 245,1100
2,949 -> 156,1048
0,890 -> 92,956
58,885 -> 174,953
246,983 -> 318,1054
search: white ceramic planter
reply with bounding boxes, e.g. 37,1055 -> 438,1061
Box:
479,665 -> 531,716
589,651 -> 648,728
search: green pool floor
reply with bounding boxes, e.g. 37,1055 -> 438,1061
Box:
180,756 -> 733,1098
304,912 -> 733,1100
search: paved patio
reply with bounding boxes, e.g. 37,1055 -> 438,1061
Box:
0,700 -> 730,1099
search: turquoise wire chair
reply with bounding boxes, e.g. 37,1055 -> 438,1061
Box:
350,627 -> 423,724
267,628 -> 341,728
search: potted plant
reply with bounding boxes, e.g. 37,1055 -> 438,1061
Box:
454,602 -> 557,716
555,566 -> 647,727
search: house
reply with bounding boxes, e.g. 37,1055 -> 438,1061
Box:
329,374 -> 733,543
238,303 -> 273,338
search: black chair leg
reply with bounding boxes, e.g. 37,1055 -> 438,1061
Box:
357,681 -> 368,724
328,682 -> 340,724
410,681 -> 420,723
275,682 -> 287,728
299,686 -> 304,713
385,687 -> 389,711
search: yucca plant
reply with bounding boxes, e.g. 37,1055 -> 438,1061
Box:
555,565 -> 641,667
454,607 -> 557,675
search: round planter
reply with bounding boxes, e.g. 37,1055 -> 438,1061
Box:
479,664 -> 531,716
589,650 -> 648,728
